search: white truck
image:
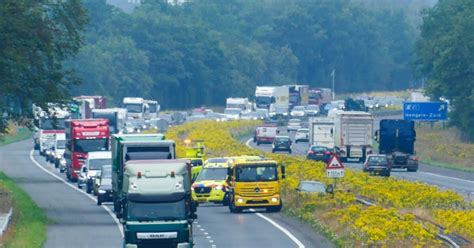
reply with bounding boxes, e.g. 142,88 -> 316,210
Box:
144,99 -> 160,119
330,110 -> 374,162
226,98 -> 251,112
273,86 -> 290,109
309,117 -> 335,148
255,86 -> 275,109
123,97 -> 145,119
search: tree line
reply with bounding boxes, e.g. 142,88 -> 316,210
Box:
71,0 -> 417,109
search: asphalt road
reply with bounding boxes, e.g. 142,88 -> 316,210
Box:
246,118 -> 474,200
0,139 -> 333,248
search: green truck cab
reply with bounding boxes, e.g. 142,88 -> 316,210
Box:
122,160 -> 196,248
112,134 -> 175,213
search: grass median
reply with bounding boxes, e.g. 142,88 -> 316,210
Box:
0,172 -> 47,248
416,124 -> 474,173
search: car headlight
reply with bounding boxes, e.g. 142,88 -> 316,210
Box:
98,189 -> 106,194
237,198 -> 244,203
55,154 -> 62,159
283,113 -> 288,116
271,197 -> 278,203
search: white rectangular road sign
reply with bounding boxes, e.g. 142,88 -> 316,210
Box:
326,169 -> 345,178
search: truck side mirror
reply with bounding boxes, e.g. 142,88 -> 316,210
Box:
227,167 -> 232,177
281,165 -> 286,179
374,130 -> 379,142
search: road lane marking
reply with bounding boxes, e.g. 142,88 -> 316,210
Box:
418,171 -> 474,184
249,209 -> 305,248
29,150 -> 124,237
245,138 -> 253,148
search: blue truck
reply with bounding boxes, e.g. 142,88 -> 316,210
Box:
377,119 -> 419,172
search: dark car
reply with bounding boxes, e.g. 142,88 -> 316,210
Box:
96,165 -> 113,205
272,136 -> 292,153
306,146 -> 332,163
363,154 -> 391,177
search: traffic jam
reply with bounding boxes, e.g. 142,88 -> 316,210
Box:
31,86 -> 436,248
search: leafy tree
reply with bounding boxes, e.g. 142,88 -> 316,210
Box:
0,0 -> 87,133
416,0 -> 474,139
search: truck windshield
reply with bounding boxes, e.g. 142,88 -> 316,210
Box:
74,139 -> 108,153
124,104 -> 143,113
196,168 -> 227,181
56,140 -> 66,149
89,159 -> 111,170
40,118 -> 65,130
256,96 -> 272,104
149,104 -> 158,113
236,164 -> 277,182
128,200 -> 186,221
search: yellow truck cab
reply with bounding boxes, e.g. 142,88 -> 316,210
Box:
192,157 -> 231,205
227,157 -> 285,213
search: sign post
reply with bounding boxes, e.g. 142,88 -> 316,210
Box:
326,154 -> 345,196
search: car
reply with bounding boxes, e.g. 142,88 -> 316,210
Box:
269,104 -> 289,120
272,136 -> 292,153
305,105 -> 319,116
295,180 -> 332,195
96,165 -> 113,205
306,146 -> 332,163
255,108 -> 269,120
290,106 -> 306,117
294,128 -> 309,143
52,138 -> 66,168
287,119 -> 302,132
78,151 -> 112,194
224,108 -> 241,120
363,154 -> 391,177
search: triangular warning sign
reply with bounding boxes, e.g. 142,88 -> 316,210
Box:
326,155 -> 344,169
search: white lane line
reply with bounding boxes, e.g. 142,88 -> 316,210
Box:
249,209 -> 305,248
245,138 -> 253,148
29,150 -> 124,237
418,171 -> 474,184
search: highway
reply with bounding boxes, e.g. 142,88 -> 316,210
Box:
0,139 -> 333,248
245,118 -> 474,200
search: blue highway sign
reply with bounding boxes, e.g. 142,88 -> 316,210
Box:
403,102 -> 448,121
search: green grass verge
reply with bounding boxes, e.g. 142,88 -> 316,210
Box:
0,127 -> 32,147
0,172 -> 47,248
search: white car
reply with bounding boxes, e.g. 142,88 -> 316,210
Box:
290,106 -> 306,117
78,151 -> 112,194
224,108 -> 241,120
305,105 -> 319,116
294,128 -> 309,143
287,119 -> 302,132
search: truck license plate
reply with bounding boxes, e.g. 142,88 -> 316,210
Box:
137,232 -> 178,239
350,148 -> 363,157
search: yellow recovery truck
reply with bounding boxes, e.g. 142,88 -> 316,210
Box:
227,157 -> 285,213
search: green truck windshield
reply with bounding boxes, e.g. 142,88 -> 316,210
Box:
127,200 -> 186,221
236,165 -> 277,182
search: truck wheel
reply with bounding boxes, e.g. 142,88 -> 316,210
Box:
289,149 -> 292,154
257,141 -> 260,146
229,202 -> 242,213
383,171 -> 391,177
97,199 -> 102,206
86,186 -> 92,194
272,149 -> 275,153
266,202 -> 283,213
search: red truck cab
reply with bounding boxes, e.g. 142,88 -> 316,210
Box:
64,119 -> 110,182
